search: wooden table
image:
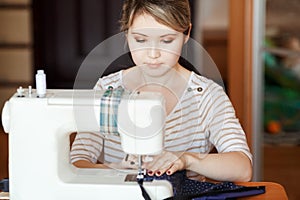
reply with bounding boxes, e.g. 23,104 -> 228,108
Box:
0,182 -> 288,199
236,182 -> 288,199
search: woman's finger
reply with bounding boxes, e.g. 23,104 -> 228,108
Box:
165,163 -> 181,175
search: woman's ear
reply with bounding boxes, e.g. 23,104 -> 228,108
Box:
184,23 -> 192,44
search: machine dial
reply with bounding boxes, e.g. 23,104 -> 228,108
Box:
1,101 -> 10,133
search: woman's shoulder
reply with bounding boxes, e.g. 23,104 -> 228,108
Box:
94,70 -> 123,90
189,72 -> 215,87
189,72 -> 226,94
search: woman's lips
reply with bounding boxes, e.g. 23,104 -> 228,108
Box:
145,63 -> 162,68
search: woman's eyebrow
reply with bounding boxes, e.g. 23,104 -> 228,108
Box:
131,32 -> 178,38
160,33 -> 178,38
131,32 -> 148,37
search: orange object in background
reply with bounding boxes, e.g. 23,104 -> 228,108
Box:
266,120 -> 282,134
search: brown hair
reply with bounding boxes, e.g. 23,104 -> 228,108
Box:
120,0 -> 191,34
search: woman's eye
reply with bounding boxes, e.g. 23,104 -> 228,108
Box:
162,39 -> 173,44
135,39 -> 146,43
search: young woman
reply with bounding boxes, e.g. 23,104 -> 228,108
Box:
70,0 -> 253,182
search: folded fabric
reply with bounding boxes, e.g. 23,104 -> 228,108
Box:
144,171 -> 265,200
99,86 -> 125,136
0,179 -> 9,192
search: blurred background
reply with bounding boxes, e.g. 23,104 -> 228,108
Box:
0,0 -> 299,199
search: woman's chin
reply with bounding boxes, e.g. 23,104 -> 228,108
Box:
140,64 -> 173,77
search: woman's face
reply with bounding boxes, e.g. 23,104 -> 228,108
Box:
127,13 -> 188,77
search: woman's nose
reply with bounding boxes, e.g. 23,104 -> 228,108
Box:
147,47 -> 161,59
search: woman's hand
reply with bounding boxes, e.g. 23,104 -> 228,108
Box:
106,154 -> 139,170
142,151 -> 187,176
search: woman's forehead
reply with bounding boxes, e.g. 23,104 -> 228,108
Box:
130,13 -> 177,34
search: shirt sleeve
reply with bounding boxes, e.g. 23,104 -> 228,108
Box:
69,76 -> 105,163
206,82 -> 253,163
70,132 -> 104,164
70,71 -> 122,164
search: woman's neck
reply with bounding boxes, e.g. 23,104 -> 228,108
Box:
123,64 -> 191,92
123,64 -> 191,115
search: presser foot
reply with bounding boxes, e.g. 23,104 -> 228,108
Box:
137,169 -> 146,180
124,169 -> 147,182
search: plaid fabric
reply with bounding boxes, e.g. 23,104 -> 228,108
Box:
100,86 -> 125,136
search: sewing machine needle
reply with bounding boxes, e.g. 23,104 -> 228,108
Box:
137,155 -> 144,180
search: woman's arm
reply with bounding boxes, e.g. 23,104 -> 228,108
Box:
184,151 -> 252,182
72,160 -> 108,168
72,155 -> 139,170
143,150 -> 252,182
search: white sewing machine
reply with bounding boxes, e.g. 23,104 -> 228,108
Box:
1,88 -> 173,200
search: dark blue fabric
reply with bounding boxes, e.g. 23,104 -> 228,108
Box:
0,178 -> 9,192
144,171 -> 265,200
193,187 -> 266,200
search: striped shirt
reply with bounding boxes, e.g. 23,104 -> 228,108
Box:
70,71 -> 252,164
